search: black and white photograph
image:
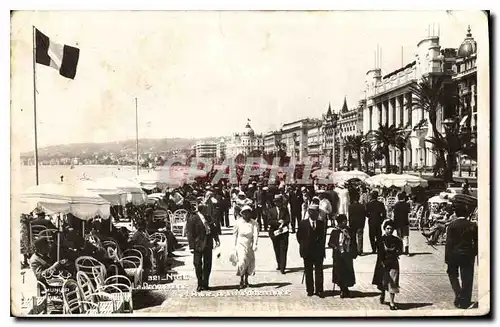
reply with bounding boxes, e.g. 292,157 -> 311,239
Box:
9,10 -> 489,317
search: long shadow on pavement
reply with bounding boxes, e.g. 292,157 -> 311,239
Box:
393,302 -> 434,310
407,252 -> 433,256
320,290 -> 380,299
286,265 -> 334,273
209,282 -> 292,291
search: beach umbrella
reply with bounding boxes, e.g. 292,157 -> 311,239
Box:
136,170 -> 186,190
92,176 -> 146,205
311,169 -> 334,179
440,192 -> 477,207
21,182 -> 111,220
78,178 -> 128,206
365,173 -> 428,188
331,170 -> 370,184
428,195 -> 450,204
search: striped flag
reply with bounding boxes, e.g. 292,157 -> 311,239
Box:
35,28 -> 80,79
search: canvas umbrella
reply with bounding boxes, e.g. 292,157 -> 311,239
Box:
365,173 -> 428,188
331,170 -> 370,184
95,176 -> 147,205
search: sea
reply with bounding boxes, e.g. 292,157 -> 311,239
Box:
13,165 -> 154,216
18,164 -> 152,190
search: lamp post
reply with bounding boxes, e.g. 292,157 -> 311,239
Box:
442,118 -> 457,181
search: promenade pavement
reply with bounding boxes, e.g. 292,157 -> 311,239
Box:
136,215 -> 482,316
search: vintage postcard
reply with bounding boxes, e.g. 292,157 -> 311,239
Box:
10,10 -> 490,317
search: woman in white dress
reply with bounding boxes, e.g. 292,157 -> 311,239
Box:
335,184 -> 350,217
232,205 -> 259,289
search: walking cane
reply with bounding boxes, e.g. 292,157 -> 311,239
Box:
301,271 -> 305,284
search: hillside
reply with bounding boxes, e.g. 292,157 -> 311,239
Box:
20,137 -> 223,159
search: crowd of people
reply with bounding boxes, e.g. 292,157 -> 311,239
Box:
21,175 -> 478,312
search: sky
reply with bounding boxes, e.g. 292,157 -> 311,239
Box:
10,10 -> 487,154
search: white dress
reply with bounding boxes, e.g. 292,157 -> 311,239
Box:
335,188 -> 350,216
232,218 -> 258,276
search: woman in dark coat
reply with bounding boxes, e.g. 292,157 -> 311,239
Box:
328,214 -> 357,298
372,219 -> 403,310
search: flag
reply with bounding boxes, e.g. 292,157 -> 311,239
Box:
35,28 -> 80,79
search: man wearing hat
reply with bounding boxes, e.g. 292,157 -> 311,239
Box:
289,185 -> 303,234
365,191 -> 387,254
259,186 -> 270,231
186,199 -> 221,292
267,194 -> 291,274
445,204 -> 478,309
297,203 -> 325,297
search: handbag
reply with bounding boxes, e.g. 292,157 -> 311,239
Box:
228,248 -> 238,266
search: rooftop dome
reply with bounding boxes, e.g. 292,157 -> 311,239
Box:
242,122 -> 255,136
457,26 -> 477,58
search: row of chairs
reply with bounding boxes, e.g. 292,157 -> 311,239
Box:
62,270 -> 133,314
152,209 -> 188,237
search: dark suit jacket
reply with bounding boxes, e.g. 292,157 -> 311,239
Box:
296,219 -> 326,259
289,189 -> 303,212
186,212 -> 220,252
393,201 -> 411,228
348,202 -> 366,230
445,218 -> 478,265
365,200 -> 386,226
267,205 -> 290,239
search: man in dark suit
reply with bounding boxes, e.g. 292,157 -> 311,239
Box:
254,185 -> 264,231
186,200 -> 220,292
221,186 -> 231,228
30,212 -> 57,230
445,204 -> 478,309
393,192 -> 411,255
348,194 -> 366,256
365,191 -> 386,254
267,194 -> 290,274
297,203 -> 326,297
289,185 -> 303,233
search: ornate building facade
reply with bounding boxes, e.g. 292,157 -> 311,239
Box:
225,122 -> 264,158
362,31 -> 459,169
453,26 -> 477,133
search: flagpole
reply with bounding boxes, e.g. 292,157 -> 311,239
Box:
32,26 -> 39,185
135,97 -> 139,176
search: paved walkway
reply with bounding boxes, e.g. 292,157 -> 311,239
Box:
135,216 -> 482,316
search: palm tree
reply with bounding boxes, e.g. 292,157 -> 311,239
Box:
394,131 -> 412,174
368,123 -> 402,173
361,141 -> 374,172
344,136 -> 354,170
409,75 -> 456,139
345,135 -> 368,170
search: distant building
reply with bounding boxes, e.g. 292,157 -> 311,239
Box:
321,103 -> 337,169
280,118 -> 319,164
363,30 -> 458,168
226,122 -> 264,158
195,141 -> 217,158
306,121 -> 323,164
453,26 -> 477,133
264,131 -> 282,154
216,138 -> 227,161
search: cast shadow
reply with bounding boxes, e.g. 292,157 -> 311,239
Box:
394,302 -> 434,310
320,290 -> 380,299
132,290 -> 168,310
168,258 -> 186,269
407,252 -> 433,257
285,264 -> 333,274
249,282 -> 292,289
208,282 -> 291,291
347,290 -> 381,298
